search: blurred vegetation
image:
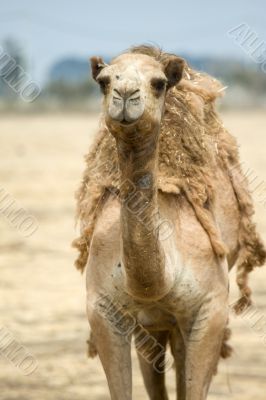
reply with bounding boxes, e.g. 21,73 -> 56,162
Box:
0,38 -> 27,100
43,80 -> 97,102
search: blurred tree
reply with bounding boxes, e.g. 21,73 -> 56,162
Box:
43,79 -> 97,104
0,38 -> 27,100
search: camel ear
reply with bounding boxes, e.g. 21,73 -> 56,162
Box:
90,56 -> 108,81
162,56 -> 185,89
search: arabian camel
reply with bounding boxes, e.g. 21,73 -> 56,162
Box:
73,46 -> 265,399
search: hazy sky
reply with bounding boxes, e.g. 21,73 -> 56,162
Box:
0,0 -> 265,85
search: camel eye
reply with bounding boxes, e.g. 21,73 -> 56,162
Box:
97,77 -> 110,94
151,78 -> 166,94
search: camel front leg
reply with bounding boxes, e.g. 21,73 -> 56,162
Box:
136,330 -> 169,400
170,326 -> 186,400
88,301 -> 132,400
183,305 -> 228,400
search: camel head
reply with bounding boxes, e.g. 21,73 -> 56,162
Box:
90,50 -> 185,134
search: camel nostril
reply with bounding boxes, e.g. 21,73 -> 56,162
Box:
112,96 -> 123,105
127,89 -> 140,99
113,88 -> 122,98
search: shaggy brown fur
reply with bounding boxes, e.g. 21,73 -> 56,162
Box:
73,46 -> 265,320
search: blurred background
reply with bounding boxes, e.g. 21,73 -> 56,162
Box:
1,0 -> 266,111
0,1 -> 266,399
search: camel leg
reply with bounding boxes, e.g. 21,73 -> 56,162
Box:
136,331 -> 169,400
183,307 -> 228,400
88,309 -> 132,400
170,326 -> 186,400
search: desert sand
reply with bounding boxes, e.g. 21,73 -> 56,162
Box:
0,111 -> 265,399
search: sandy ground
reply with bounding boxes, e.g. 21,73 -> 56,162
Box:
0,111 -> 265,399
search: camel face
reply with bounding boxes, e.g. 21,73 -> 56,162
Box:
90,53 -> 185,132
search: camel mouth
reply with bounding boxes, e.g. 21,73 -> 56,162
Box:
119,119 -> 138,127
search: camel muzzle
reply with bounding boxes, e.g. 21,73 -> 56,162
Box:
108,88 -> 145,124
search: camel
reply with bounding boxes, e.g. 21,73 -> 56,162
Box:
73,46 -> 266,399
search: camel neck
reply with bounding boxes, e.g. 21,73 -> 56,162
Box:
115,129 -> 171,300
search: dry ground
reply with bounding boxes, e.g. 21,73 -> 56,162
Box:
0,111 -> 265,399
